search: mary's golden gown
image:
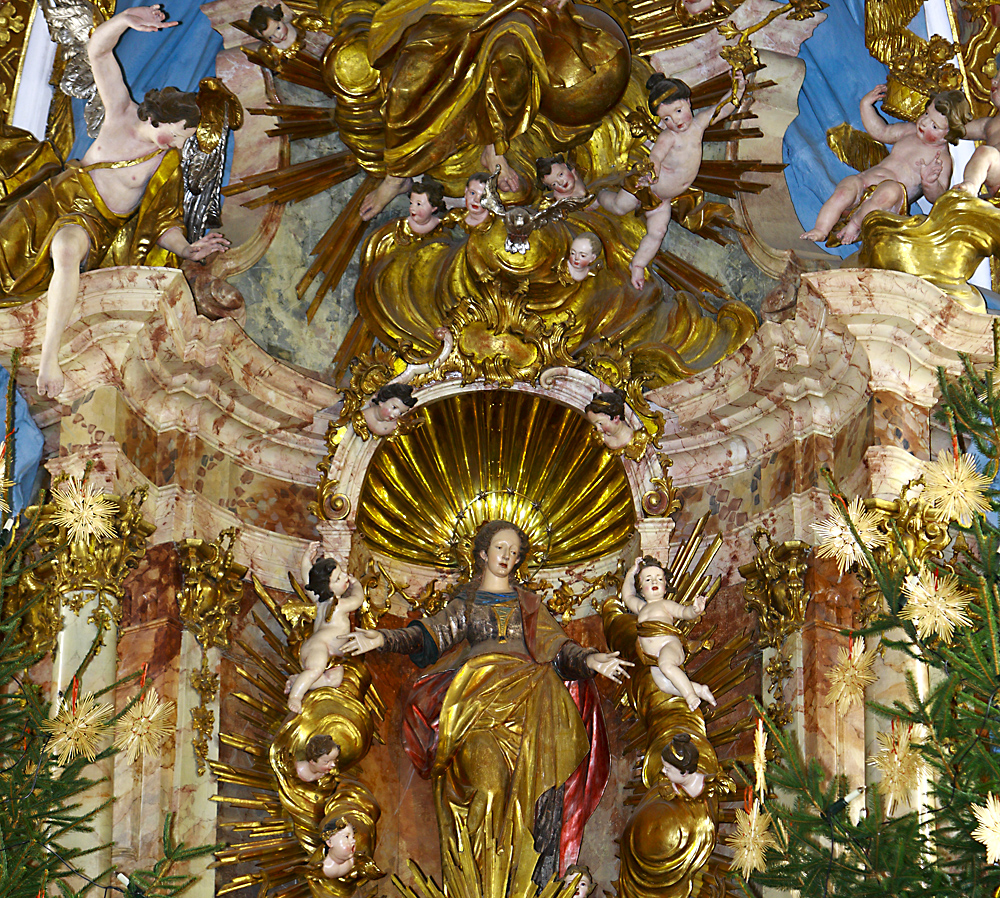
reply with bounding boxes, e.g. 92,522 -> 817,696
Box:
377,585 -> 610,887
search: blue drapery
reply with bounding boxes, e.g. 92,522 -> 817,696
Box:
0,367 -> 44,516
782,0 -> 925,258
69,0 -> 224,161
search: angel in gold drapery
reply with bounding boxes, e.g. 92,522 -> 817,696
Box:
354,198 -> 757,389
0,5 -> 240,400
342,520 -> 630,891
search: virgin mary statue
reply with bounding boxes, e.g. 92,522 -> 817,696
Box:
342,520 -> 630,885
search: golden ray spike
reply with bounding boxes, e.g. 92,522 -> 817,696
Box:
300,175 -> 379,321
249,609 -> 300,665
231,690 -> 286,719
670,513 -> 710,589
676,533 -> 723,606
226,153 -> 361,208
218,732 -> 268,758
248,576 -> 296,640
652,251 -> 733,299
209,766 -> 274,789
211,795 -> 272,809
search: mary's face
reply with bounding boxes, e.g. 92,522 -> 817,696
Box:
479,528 -> 522,581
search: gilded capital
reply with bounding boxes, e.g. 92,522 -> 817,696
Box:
739,527 -> 811,648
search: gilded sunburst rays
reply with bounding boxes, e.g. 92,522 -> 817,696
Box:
356,392 -> 635,572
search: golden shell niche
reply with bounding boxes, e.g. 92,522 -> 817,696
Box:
355,391 -> 636,572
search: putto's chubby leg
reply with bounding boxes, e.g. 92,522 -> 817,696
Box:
800,172 -> 865,242
480,144 -> 521,193
37,224 -> 91,400
957,145 -> 1000,198
597,188 -> 640,216
359,175 -> 412,221
835,178 -> 904,245
629,202 -> 672,290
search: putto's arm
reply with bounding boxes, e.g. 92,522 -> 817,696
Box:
88,6 -> 178,119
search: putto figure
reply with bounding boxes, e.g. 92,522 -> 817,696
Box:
801,85 -> 971,244
622,556 -> 716,712
342,519 -> 631,887
286,555 -> 363,714
598,71 -> 745,289
562,864 -> 596,898
958,60 -> 1000,198
0,5 -> 229,400
406,178 -> 447,236
295,734 -> 341,783
362,383 -> 417,437
564,232 -> 603,282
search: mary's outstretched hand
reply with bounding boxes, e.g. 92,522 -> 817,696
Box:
586,651 -> 633,683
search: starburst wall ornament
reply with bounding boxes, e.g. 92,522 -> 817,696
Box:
813,497 -> 886,574
870,723 -> 926,813
901,568 -> 973,643
114,690 -> 175,764
972,792 -> 1000,864
728,796 -> 778,878
41,692 -> 114,766
826,636 -> 877,714
51,478 -> 117,545
922,449 -> 991,527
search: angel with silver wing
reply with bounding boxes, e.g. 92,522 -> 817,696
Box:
0,4 -> 241,402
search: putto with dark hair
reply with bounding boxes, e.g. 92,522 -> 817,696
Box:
646,73 -> 691,115
585,388 -> 626,421
304,734 -> 340,762
535,154 -> 571,190
661,733 -> 699,774
136,86 -> 201,129
372,382 -> 417,408
634,555 -> 672,597
308,556 -> 341,613
321,815 -> 351,839
412,177 -> 447,215
472,520 -> 530,581
248,3 -> 283,38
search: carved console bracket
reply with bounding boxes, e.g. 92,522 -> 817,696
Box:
739,527 -> 811,725
177,528 -> 247,775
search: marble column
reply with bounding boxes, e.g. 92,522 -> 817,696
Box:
50,589 -> 118,890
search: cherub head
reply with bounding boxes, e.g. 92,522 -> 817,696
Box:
634,555 -> 672,601
536,155 -> 580,195
566,232 -> 603,281
660,733 -> 700,783
562,864 -> 595,898
248,4 -> 293,44
370,383 -> 417,424
464,172 -> 492,223
646,73 -> 693,132
322,816 -> 357,858
585,389 -> 634,450
409,177 -> 446,227
302,734 -> 341,776
136,87 -> 200,149
922,90 -> 973,146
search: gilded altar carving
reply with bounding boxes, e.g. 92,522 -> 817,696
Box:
739,527 -> 810,727
6,486 -> 154,658
178,528 -> 248,775
739,527 -> 811,649
600,513 -> 751,898
858,189 -> 1000,312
